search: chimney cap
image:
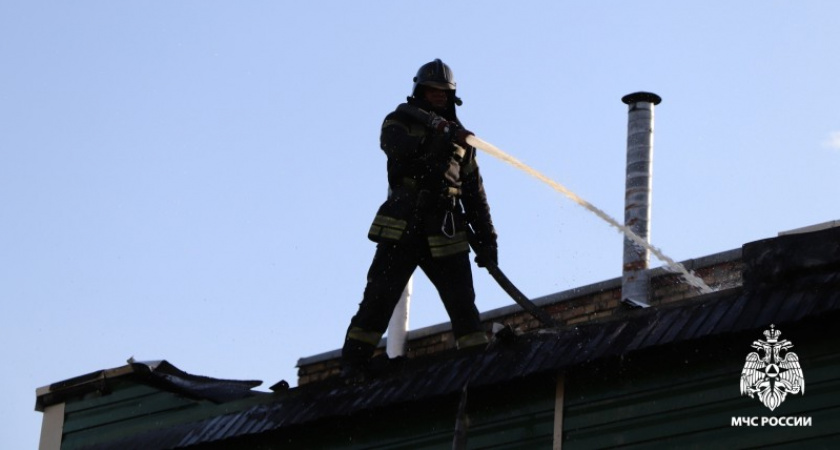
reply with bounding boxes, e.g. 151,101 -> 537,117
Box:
622,92 -> 662,105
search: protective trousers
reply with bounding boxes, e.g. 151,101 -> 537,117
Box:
342,238 -> 486,368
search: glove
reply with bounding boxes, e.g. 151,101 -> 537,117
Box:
450,127 -> 474,148
427,112 -> 451,133
427,112 -> 474,147
474,244 -> 498,268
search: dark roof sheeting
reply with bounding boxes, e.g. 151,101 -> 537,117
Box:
83,284 -> 840,450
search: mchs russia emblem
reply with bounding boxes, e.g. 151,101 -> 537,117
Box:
740,325 -> 805,411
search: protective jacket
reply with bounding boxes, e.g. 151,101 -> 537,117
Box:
367,97 -> 496,258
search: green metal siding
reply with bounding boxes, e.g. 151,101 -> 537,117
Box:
60,380 -> 201,449
455,378 -> 555,449
563,336 -> 840,449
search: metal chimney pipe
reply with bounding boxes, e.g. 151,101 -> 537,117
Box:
384,184 -> 411,358
386,277 -> 411,357
621,92 -> 661,308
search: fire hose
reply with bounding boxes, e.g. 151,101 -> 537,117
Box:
466,229 -> 557,327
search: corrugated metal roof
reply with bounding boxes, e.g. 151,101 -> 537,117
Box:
77,226 -> 840,449
81,287 -> 840,450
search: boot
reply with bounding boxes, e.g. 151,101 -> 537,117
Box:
340,338 -> 376,384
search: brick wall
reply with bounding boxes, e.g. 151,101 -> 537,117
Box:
297,250 -> 743,386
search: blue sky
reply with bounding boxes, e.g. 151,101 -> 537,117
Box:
2,2 -> 839,447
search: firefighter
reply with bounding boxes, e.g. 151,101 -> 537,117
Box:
341,59 -> 498,380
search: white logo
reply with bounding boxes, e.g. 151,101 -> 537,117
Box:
740,325 -> 805,411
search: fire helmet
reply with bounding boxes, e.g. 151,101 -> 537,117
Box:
412,59 -> 462,106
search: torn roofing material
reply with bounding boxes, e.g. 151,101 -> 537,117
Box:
36,359 -> 264,413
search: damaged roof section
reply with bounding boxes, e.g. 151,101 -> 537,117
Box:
35,360 -> 269,450
36,359 -> 263,413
